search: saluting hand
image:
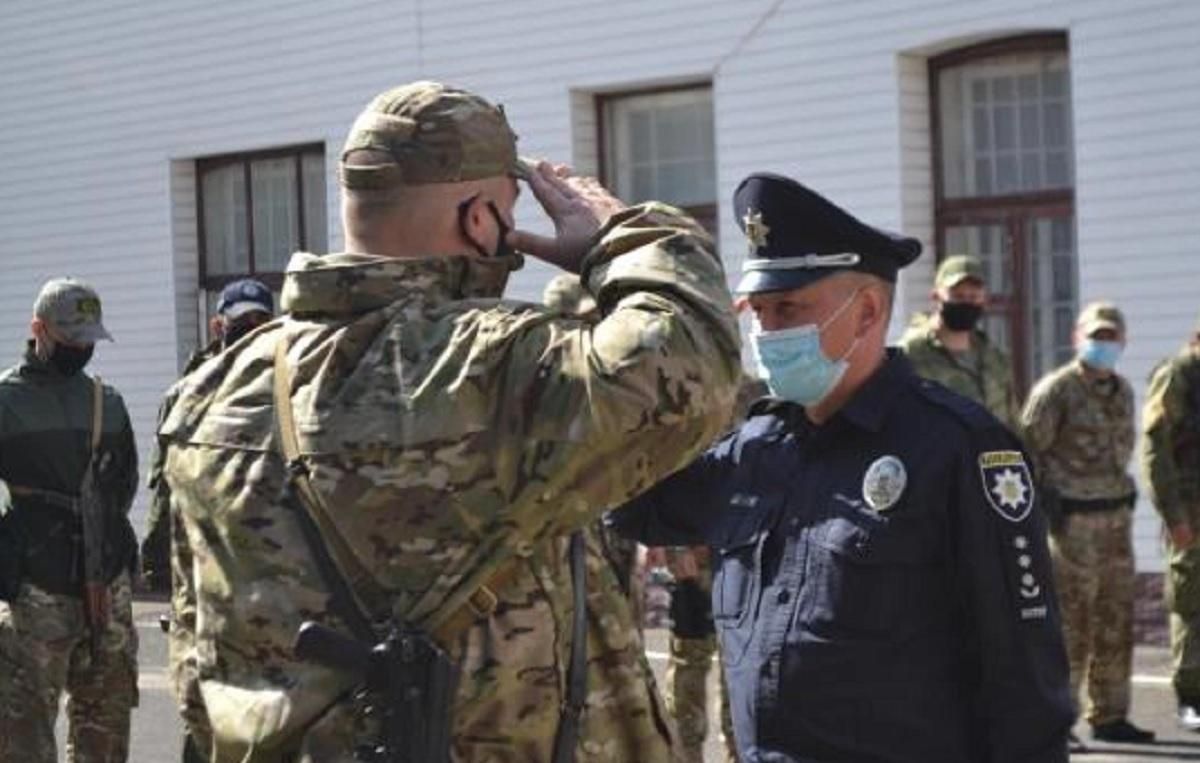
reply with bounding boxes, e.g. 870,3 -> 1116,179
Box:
509,161 -> 626,273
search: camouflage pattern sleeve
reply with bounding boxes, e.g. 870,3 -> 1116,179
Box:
1020,371 -> 1065,483
1142,356 -> 1199,527
489,201 -> 742,546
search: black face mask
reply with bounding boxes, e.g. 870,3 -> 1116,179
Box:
940,301 -> 984,332
222,315 -> 269,348
458,197 -> 515,259
49,343 -> 94,376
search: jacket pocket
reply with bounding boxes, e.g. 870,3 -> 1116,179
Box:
712,528 -> 767,666
807,515 -> 915,638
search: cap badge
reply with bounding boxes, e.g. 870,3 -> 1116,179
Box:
743,209 -> 771,254
862,455 -> 906,512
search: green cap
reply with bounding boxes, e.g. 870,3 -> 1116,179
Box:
1077,301 -> 1125,336
935,255 -> 986,289
33,278 -> 113,344
339,81 -> 530,190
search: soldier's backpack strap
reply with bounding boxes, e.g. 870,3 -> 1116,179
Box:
273,336 -> 387,640
89,376 -> 104,454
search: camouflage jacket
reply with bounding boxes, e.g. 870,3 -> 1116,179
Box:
158,203 -> 741,762
898,314 -> 1020,431
1021,359 -> 1137,501
1142,345 -> 1200,527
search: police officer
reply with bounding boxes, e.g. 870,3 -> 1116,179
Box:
1022,302 -> 1154,743
156,82 -> 741,760
898,254 -> 1020,430
140,277 -> 274,593
1141,314 -> 1200,730
0,278 -> 140,763
610,173 -> 1073,762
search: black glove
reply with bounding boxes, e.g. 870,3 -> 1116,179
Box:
669,578 -> 715,639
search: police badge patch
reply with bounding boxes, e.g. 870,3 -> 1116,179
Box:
979,450 -> 1035,523
862,455 -> 906,512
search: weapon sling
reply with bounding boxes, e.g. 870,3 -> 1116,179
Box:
273,335 -> 587,762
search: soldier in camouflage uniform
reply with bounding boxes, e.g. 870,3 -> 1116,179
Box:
1141,314 -> 1200,730
0,279 -> 140,763
141,278 -> 274,594
157,82 -> 741,761
898,255 -> 1020,431
1021,301 -> 1153,743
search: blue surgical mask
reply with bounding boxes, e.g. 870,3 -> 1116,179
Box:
1079,339 -> 1122,370
750,290 -> 861,406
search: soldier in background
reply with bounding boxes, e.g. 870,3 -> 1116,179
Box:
1142,313 -> 1200,730
0,278 -> 140,762
1022,301 -> 1154,744
158,81 -> 741,761
898,254 -> 1020,431
140,278 -> 274,594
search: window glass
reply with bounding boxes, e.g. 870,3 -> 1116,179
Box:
939,51 -> 1072,198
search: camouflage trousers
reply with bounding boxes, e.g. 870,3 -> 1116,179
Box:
1049,510 -> 1134,725
1166,542 -> 1200,702
0,572 -> 138,763
665,633 -> 737,763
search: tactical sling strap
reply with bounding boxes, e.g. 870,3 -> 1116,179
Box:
273,335 -> 587,762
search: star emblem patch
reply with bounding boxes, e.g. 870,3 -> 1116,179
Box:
743,209 -> 770,254
979,450 -> 1035,523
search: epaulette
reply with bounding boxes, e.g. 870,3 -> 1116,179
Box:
911,377 -> 1001,432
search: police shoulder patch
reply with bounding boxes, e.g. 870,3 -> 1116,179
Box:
978,450 -> 1035,523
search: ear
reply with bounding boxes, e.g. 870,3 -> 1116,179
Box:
459,193 -> 491,243
856,287 -> 886,338
209,316 -> 224,342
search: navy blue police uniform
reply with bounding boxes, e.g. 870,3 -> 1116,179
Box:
610,174 -> 1073,763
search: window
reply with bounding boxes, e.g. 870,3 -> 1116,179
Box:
598,85 -> 718,234
932,34 -> 1075,388
197,144 -> 327,292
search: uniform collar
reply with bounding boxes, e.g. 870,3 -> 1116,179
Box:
19,339 -> 72,382
280,250 -> 524,317
833,348 -> 910,433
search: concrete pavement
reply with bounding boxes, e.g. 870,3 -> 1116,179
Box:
53,600 -> 1200,761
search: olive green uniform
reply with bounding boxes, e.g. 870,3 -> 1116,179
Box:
1142,344 -> 1200,703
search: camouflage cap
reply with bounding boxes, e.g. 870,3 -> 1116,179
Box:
33,278 -> 113,344
340,81 -> 530,190
1077,301 -> 1125,336
935,255 -> 986,289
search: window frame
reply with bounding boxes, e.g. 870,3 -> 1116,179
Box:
195,142 -> 326,291
595,82 -> 718,235
929,32 -> 1074,390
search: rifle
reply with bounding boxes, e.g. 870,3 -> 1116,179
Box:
294,622 -> 457,763
79,377 -> 109,659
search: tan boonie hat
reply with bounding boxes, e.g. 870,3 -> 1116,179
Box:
1077,301 -> 1125,336
935,255 -> 986,289
33,278 -> 113,344
340,81 -> 530,190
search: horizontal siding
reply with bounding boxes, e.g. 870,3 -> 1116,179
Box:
2,0 -> 1197,567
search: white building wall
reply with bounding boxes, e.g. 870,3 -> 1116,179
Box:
1,0 -> 1197,570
